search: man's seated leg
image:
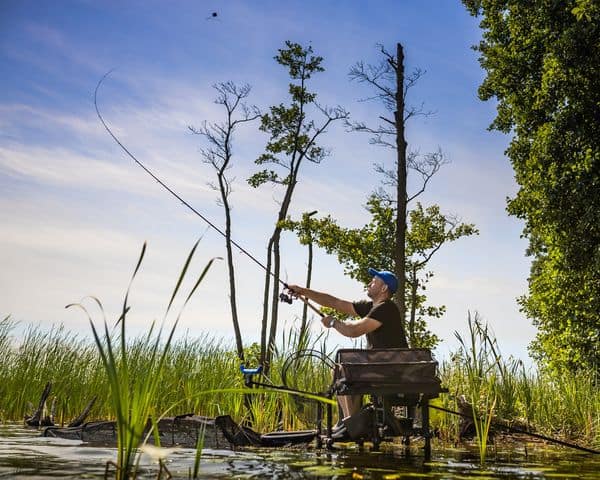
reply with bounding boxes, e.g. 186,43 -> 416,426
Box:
331,394 -> 363,439
338,394 -> 362,419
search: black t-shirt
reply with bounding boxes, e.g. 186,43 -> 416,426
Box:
352,299 -> 408,349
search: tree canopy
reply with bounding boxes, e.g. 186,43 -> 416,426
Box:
463,0 -> 600,373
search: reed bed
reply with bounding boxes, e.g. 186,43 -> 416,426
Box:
1,314 -> 598,448
0,316 -> 332,432
438,313 -> 600,452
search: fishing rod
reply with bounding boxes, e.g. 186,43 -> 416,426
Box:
429,404 -> 600,455
94,71 -> 323,317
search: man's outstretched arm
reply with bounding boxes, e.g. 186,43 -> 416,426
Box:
286,285 -> 356,317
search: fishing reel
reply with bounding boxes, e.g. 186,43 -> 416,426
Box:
279,284 -> 296,304
279,291 -> 294,304
279,284 -> 322,319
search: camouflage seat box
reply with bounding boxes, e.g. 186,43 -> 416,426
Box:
333,348 -> 443,397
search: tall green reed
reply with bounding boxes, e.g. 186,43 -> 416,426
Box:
532,370 -> 599,442
67,240 -> 219,479
436,324 -> 600,451
435,360 -> 463,443
270,322 -> 334,429
454,312 -> 498,464
0,320 -> 101,424
0,315 -> 16,421
191,422 -> 206,479
232,319 -> 336,432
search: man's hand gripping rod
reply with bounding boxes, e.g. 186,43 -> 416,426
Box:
280,284 -> 324,318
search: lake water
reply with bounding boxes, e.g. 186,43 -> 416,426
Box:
1,423 -> 598,479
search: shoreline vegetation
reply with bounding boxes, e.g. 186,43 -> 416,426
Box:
1,315 -> 598,450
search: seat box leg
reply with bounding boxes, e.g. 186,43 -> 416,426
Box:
421,399 -> 431,458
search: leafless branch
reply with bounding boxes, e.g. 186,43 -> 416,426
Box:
369,135 -> 396,149
189,83 -> 260,172
346,119 -> 396,149
349,59 -> 396,111
299,103 -> 349,163
379,115 -> 396,127
407,148 -> 449,203
373,162 -> 396,185
348,47 -> 433,149
404,102 -> 436,122
404,68 -> 425,95
413,214 -> 461,269
372,186 -> 395,205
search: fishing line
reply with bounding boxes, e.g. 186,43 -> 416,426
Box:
94,72 -> 322,316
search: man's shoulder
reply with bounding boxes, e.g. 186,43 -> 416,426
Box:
353,299 -> 373,308
381,299 -> 400,311
352,299 -> 373,317
372,299 -> 400,316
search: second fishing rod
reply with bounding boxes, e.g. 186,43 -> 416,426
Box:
94,72 -> 323,318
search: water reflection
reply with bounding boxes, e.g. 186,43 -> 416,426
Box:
0,423 -> 598,479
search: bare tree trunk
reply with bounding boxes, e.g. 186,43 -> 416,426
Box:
267,228 -> 282,366
408,265 -> 418,346
301,240 -> 313,334
189,82 -> 259,363
265,176 -> 300,369
222,195 -> 244,360
259,237 -> 274,366
395,43 -> 408,328
266,189 -> 296,367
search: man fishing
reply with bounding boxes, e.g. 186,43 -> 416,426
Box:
287,267 -> 408,439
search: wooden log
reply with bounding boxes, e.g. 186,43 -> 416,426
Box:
24,382 -> 54,427
42,414 -> 232,449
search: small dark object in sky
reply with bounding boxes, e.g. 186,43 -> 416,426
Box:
206,12 -> 218,20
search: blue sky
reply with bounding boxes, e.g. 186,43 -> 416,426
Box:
0,1 -> 536,366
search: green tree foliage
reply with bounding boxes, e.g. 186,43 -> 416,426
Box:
281,196 -> 478,348
406,204 -> 478,347
248,41 -> 348,366
463,0 -> 600,373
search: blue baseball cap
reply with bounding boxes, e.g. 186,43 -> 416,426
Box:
368,268 -> 398,294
